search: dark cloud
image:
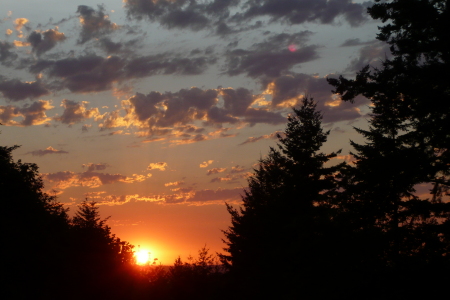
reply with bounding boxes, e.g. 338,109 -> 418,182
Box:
340,38 -> 375,47
79,171 -> 126,185
221,87 -> 255,116
98,38 -> 140,55
125,0 -> 369,33
264,73 -> 367,123
224,32 -> 319,78
345,40 -> 391,72
54,99 -> 99,125
0,100 -> 53,126
0,78 -> 49,101
0,41 -> 18,66
160,8 -> 209,31
27,146 -> 68,156
30,54 -> 126,93
125,0 -> 233,31
82,163 -> 110,172
206,106 -> 240,124
154,87 -> 218,127
206,167 -> 227,175
77,5 -> 118,44
27,28 -> 66,56
187,187 -> 242,203
238,0 -> 370,27
239,131 -> 280,145
30,53 -> 215,93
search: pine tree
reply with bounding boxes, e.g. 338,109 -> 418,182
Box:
327,0 -> 450,296
221,97 -> 343,298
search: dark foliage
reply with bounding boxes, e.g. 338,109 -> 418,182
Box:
1,144 -> 141,299
326,0 -> 450,297
1,145 -> 70,298
221,97 -> 345,298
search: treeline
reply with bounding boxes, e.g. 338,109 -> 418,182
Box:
1,145 -> 141,299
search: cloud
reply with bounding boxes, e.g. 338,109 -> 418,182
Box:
77,5 -> 119,44
82,163 -> 110,172
27,146 -> 68,156
210,171 -> 252,183
128,87 -> 219,131
237,0 -> 369,27
263,73 -> 367,123
169,134 -> 209,145
0,100 -> 53,126
81,124 -> 92,132
27,28 -> 66,55
333,154 -> 356,163
29,53 -> 215,93
98,37 -> 139,55
0,78 -> 49,101
124,0 -> 221,31
124,0 -> 368,34
340,38 -> 375,47
230,165 -> 247,173
345,40 -> 391,73
12,40 -> 30,47
72,186 -> 243,205
14,18 -> 29,37
200,160 -> 214,168
220,87 -> 256,116
14,18 -> 29,31
239,131 -> 281,145
96,86 -> 288,139
43,170 -> 150,190
54,99 -> 99,125
187,187 -> 242,203
165,181 -> 185,187
29,54 -> 126,93
43,171 -> 78,189
224,32 -> 319,79
0,41 -> 18,66
147,162 -> 168,171
206,167 -> 227,175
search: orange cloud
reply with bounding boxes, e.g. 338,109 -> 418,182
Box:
27,146 -> 68,156
206,167 -> 227,175
200,160 -> 214,168
165,181 -> 185,187
147,162 -> 168,171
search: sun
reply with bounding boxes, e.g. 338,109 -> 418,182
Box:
135,249 -> 151,265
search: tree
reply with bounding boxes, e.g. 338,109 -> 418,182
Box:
1,144 -> 70,298
221,97 -> 344,298
327,0 -> 450,296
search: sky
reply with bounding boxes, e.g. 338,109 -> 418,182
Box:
1,0 -> 393,263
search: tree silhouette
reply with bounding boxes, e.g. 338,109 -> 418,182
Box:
327,0 -> 450,297
221,97 -> 344,298
1,145 -> 70,298
68,200 -> 136,298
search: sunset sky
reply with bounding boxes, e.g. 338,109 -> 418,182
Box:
1,0 -> 390,263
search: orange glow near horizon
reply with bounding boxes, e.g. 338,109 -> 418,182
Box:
135,248 -> 151,265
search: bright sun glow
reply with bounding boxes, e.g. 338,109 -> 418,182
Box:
135,249 -> 151,265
